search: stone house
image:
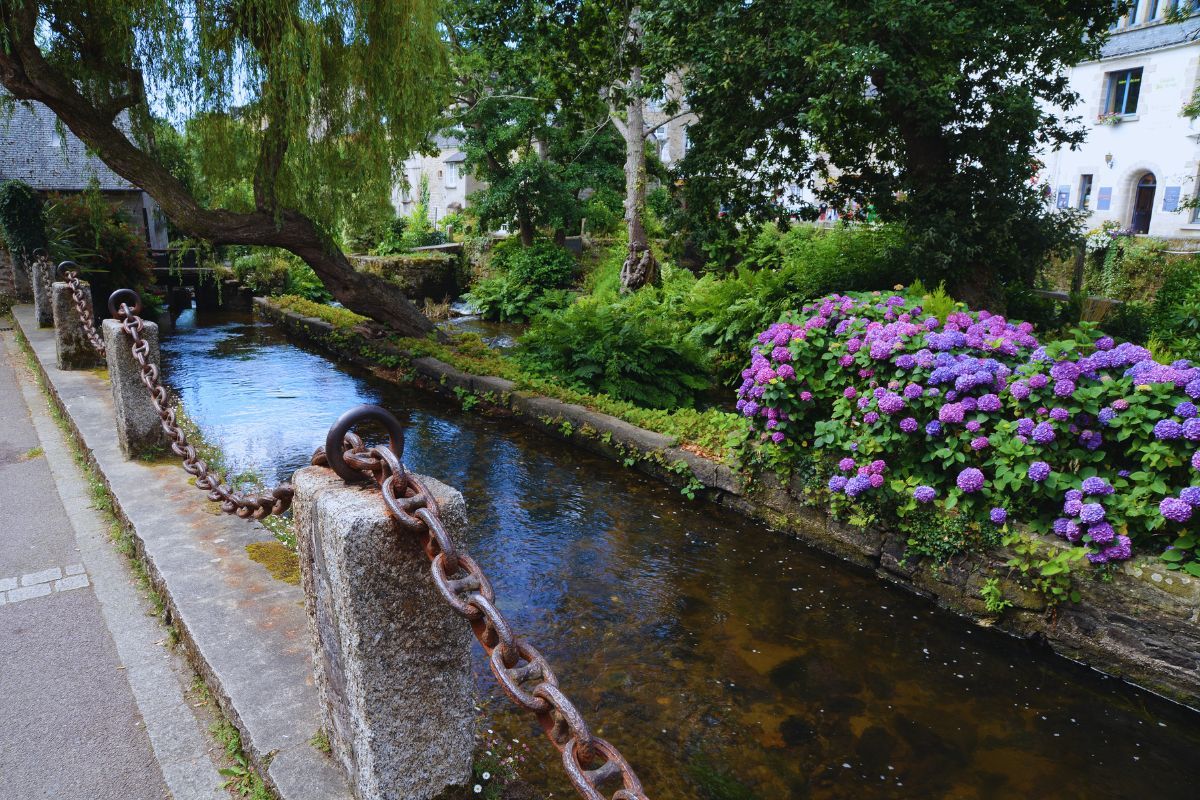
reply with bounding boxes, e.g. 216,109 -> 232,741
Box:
394,134 -> 483,226
0,98 -> 169,294
1042,5 -> 1200,237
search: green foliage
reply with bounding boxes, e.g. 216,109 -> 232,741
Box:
1004,533 -> 1085,606
583,187 -> 624,236
274,295 -> 369,329
1085,232 -> 1174,302
0,180 -> 47,260
901,507 -> 998,564
517,281 -> 710,409
231,249 -> 330,302
466,239 -> 577,322
44,186 -> 154,303
1148,256 -> 1200,359
652,0 -> 1119,291
375,175 -> 447,254
980,577 -> 1013,615
686,223 -> 908,376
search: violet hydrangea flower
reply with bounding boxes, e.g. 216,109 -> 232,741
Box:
957,468 -> 985,493
1161,497 -> 1193,523
1079,503 -> 1106,524
1028,461 -> 1051,482
914,485 -> 936,503
990,507 -> 1008,525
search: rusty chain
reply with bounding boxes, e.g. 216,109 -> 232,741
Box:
103,286 -> 645,798
110,291 -> 294,519
57,261 -> 108,357
313,406 -> 649,800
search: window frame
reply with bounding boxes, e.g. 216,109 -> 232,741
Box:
1078,174 -> 1095,210
1106,67 -> 1144,117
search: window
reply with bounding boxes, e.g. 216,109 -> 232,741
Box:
1128,0 -> 1142,24
445,162 -> 459,189
1078,174 -> 1094,209
1107,68 -> 1143,116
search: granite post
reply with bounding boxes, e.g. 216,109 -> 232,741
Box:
51,281 -> 100,370
31,257 -> 54,327
101,318 -> 169,459
293,467 -> 474,800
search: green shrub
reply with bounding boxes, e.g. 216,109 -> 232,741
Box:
0,180 -> 47,260
467,239 -> 577,322
583,188 -> 624,236
1148,256 -> 1200,359
44,187 -> 154,303
518,283 -> 709,409
686,223 -> 908,378
232,249 -> 330,302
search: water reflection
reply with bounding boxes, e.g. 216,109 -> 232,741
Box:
162,308 -> 1200,799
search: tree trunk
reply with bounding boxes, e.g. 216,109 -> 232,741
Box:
517,207 -> 535,246
0,6 -> 437,339
618,35 -> 658,293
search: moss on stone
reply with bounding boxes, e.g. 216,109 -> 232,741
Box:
246,540 -> 301,585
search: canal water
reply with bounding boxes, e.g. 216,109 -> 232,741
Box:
161,309 -> 1200,799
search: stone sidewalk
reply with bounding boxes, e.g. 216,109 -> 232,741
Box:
0,329 -> 226,800
11,306 -> 351,800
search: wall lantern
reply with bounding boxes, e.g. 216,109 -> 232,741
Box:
1105,153 -> 1115,170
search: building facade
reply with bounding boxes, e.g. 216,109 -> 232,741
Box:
0,98 -> 170,250
1043,5 -> 1200,238
393,134 -> 483,226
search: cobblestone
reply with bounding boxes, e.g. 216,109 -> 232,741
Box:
0,564 -> 90,605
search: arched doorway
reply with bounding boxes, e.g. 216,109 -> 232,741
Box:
1131,172 -> 1156,234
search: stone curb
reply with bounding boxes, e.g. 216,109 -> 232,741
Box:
252,298 -> 1200,706
14,306 -> 352,800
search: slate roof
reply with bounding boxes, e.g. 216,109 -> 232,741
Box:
1100,16 -> 1200,59
0,98 -> 138,192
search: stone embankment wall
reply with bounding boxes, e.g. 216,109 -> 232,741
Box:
254,297 -> 1200,707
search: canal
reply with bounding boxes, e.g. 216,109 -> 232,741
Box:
161,308 -> 1200,799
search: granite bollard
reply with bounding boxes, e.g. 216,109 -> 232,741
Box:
101,318 -> 169,458
51,281 -> 100,370
293,467 -> 474,800
31,256 -> 54,327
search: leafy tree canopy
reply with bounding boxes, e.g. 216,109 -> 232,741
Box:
649,0 -> 1123,293
0,0 -> 449,334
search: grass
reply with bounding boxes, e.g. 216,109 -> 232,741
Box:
21,446 -> 43,460
212,719 -> 276,800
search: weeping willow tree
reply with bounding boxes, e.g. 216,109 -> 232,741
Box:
0,0 -> 448,335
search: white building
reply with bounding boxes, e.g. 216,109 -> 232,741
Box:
393,134 -> 482,225
1044,5 -> 1200,237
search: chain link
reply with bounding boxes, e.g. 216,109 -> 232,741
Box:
100,285 -> 646,798
59,265 -> 107,357
313,435 -> 649,800
111,296 -> 294,519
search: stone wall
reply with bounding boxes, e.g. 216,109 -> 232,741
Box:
254,297 -> 1200,707
0,246 -> 14,297
349,253 -> 460,304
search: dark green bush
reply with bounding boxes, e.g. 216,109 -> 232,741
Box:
518,286 -> 710,409
232,249 -> 330,302
467,239 -> 577,322
687,222 -> 908,377
44,188 -> 154,304
1148,256 -> 1200,359
0,180 -> 47,259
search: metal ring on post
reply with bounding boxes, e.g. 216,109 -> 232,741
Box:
324,405 -> 407,484
56,260 -> 80,280
108,289 -> 143,319
32,247 -> 47,259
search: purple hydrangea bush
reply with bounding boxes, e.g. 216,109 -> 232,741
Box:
737,290 -> 1200,576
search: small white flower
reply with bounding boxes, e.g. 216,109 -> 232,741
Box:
473,785 -> 482,794
482,772 -> 491,780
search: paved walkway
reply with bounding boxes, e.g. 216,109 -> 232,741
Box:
0,330 -> 225,800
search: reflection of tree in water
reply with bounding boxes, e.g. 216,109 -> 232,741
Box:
162,312 -> 1200,800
